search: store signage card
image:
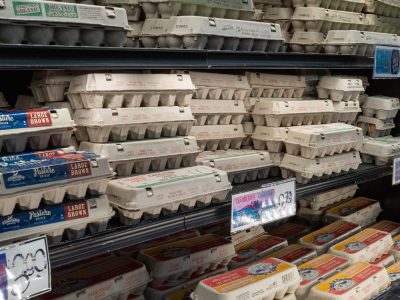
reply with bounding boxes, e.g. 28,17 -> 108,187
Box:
393,157 -> 400,186
374,46 -> 400,79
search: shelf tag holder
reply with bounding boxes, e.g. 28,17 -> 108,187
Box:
373,45 -> 400,79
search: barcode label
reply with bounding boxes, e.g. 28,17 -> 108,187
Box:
282,273 -> 294,284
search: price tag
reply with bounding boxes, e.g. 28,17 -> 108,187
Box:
373,46 -> 400,79
231,179 -> 296,233
0,236 -> 51,299
393,157 -> 400,186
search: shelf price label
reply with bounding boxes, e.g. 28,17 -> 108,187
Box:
373,46 -> 400,79
393,157 -> 400,186
0,236 -> 51,299
231,179 -> 296,233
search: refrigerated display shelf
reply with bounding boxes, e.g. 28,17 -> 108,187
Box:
49,163 -> 391,268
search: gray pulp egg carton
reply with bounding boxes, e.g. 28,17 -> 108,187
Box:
251,126 -> 289,152
190,124 -> 246,151
0,151 -> 113,216
0,0 -> 129,46
284,123 -> 363,159
356,116 -> 395,137
140,17 -> 284,52
67,73 -> 195,109
30,70 -> 73,103
280,151 -> 362,184
270,152 -> 284,176
361,136 -> 400,166
262,7 -> 293,32
254,0 -> 293,8
191,100 -> 247,126
367,14 -> 400,34
139,0 -> 254,20
289,31 -> 324,53
247,72 -> 307,98
79,136 -> 200,176
196,150 -> 273,184
244,97 -> 304,112
251,100 -> 335,127
95,0 -> 142,21
332,100 -> 361,125
362,95 -> 400,120
365,0 -> 400,18
0,195 -> 114,245
242,120 -> 254,147
0,108 -> 74,153
317,76 -> 365,102
292,0 -> 366,12
125,21 -> 143,47
107,166 -> 231,225
74,106 -> 194,143
323,30 -> 400,56
15,95 -> 40,110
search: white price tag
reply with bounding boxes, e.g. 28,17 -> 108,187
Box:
393,157 -> 400,185
0,236 -> 51,299
231,179 -> 296,233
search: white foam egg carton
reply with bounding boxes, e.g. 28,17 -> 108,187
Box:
196,150 -> 273,184
0,0 -> 129,46
356,116 -> 394,138
30,70 -> 73,103
192,257 -> 301,300
268,244 -> 318,266
191,100 -> 247,126
137,234 -> 235,287
361,136 -> 400,166
125,21 -> 143,47
332,100 -> 361,125
289,31 -> 324,53
74,107 -> 194,143
107,166 -> 231,225
140,17 -> 284,52
280,151 -> 362,184
390,234 -> 400,261
296,254 -> 350,300
292,0 -> 365,12
317,76 -> 365,102
308,262 -> 391,300
371,253 -> 395,267
67,73 -> 195,109
324,30 -> 400,56
252,100 -> 335,127
0,108 -> 74,153
247,72 -> 307,98
190,125 -> 246,151
329,228 -> 394,264
0,195 -> 114,245
95,0 -> 142,21
139,0 -> 255,20
370,220 -> 400,237
387,260 -> 400,281
79,136 -> 200,176
262,7 -> 293,32
251,126 -> 289,152
284,123 -> 363,159
362,95 -> 400,120
365,0 -> 400,18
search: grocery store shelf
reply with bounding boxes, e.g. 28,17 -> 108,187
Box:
49,163 -> 391,268
0,45 -> 374,70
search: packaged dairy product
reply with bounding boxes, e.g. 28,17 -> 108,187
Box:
356,116 -> 395,138
192,257 -> 301,300
137,234 -> 236,287
370,220 -> 400,237
251,126 -> 289,152
390,234 -> 400,261
308,262 -> 391,300
95,0 -> 142,21
370,253 -> 395,267
362,96 -> 400,120
190,125 -> 246,151
268,244 -> 318,266
317,76 -> 365,102
79,137 -> 200,176
299,220 -> 361,255
296,254 -> 350,300
228,234 -> 288,269
323,197 -> 382,227
365,0 -> 400,18
107,166 -> 231,225
125,21 -> 143,47
67,73 -> 195,109
74,107 -> 194,143
361,136 -> 400,166
196,150 -> 273,184
191,100 -> 247,126
269,223 -> 311,244
332,100 -> 361,125
292,0 -> 365,12
262,7 -> 293,32
0,195 -> 114,245
30,70 -> 73,103
387,260 -> 400,281
280,152 -> 362,184
329,228 -> 393,263
290,31 -> 324,53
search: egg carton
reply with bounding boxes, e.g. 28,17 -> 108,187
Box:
289,31 -> 324,53
95,0 -> 141,21
0,195 -> 114,245
191,100 -> 247,126
291,7 -> 371,33
67,73 -> 195,109
184,71 -> 251,101
125,21 -> 143,47
0,92 -> 9,108
30,71 -> 73,103
137,234 -> 235,287
361,136 -> 400,166
254,0 -> 293,8
362,95 -> 400,120
365,0 -> 400,18
356,116 -> 394,138
284,123 -> 363,159
262,7 -> 293,32
196,150 -> 273,184
387,261 -> 400,282
252,100 -> 335,127
268,244 -> 318,266
371,220 -> 400,237
269,223 -> 311,244
323,30 -> 400,56
0,108 -> 74,153
280,151 -> 362,184
297,206 -> 328,228
292,0 -> 365,12
251,126 -> 288,152
245,97 -> 304,112
247,72 -> 307,98
332,100 -> 361,125
140,17 -> 284,52
0,0 -> 129,46
309,262 -> 391,300
74,107 -> 194,143
190,125 -> 246,151
317,76 -> 365,102
15,95 -> 40,110
371,253 -> 395,267
390,234 -> 400,261
80,137 -> 200,176
107,166 -> 231,225
367,14 -> 400,34
192,257 -> 301,300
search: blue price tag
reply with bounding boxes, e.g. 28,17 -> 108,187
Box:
374,46 -> 400,79
393,157 -> 400,186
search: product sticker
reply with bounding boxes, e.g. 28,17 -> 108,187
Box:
301,221 -> 359,246
45,3 -> 78,18
374,46 -> 400,79
13,1 -> 42,17
0,109 -> 52,131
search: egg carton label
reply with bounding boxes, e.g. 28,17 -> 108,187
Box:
269,244 -> 317,265
0,109 -> 52,130
371,220 -> 400,236
370,253 -> 395,267
387,261 -> 400,281
326,197 -> 378,217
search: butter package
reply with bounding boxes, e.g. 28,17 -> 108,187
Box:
390,234 -> 400,261
269,223 -> 311,244
268,244 -> 318,266
370,220 -> 400,237
329,228 -> 394,264
371,253 -> 395,268
387,261 -> 400,282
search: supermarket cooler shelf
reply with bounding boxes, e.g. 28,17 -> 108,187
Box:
49,163 -> 391,268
